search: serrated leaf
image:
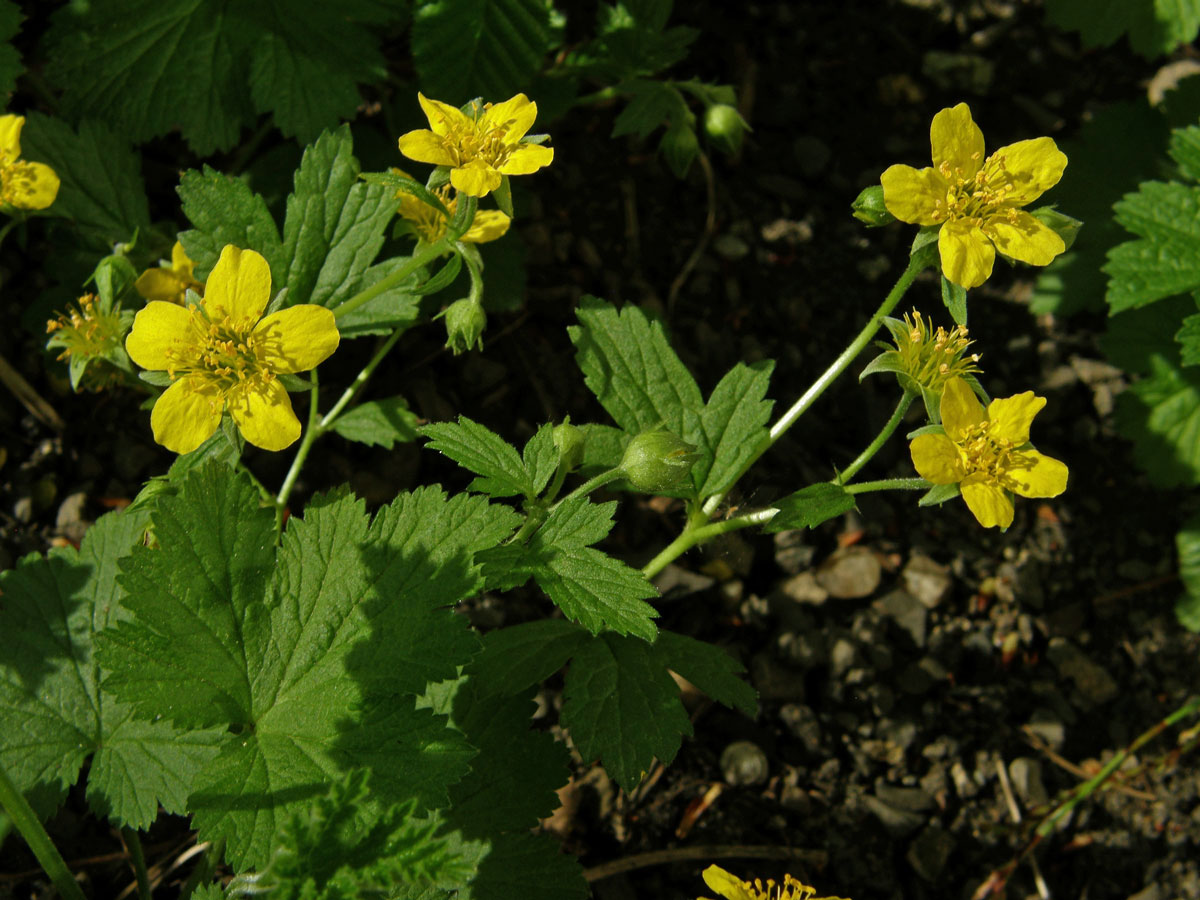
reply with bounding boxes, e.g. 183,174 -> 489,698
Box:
466,619 -> 590,696
421,416 -> 535,498
332,396 -> 422,448
1176,514 -> 1200,631
1101,294 -> 1195,374
1170,124 -> 1200,182
1177,311 -> 1200,366
941,275 -> 967,326
569,2 -> 696,80
280,126 -> 398,309
469,832 -> 588,900
1114,354 -> 1200,487
411,0 -> 553,104
178,166 -> 286,280
561,633 -> 692,792
0,1 -> 23,95
335,256 -> 425,338
536,495 -> 616,548
652,630 -> 755,716
534,548 -> 658,641
521,425 -> 558,496
97,467 -> 519,868
20,115 -> 150,250
0,508 -> 220,826
1105,180 -> 1200,313
692,360 -> 773,497
1044,0 -> 1200,57
569,297 -> 702,436
764,483 -> 856,533
611,79 -> 687,139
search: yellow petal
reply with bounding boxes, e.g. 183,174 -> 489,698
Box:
170,241 -> 196,278
485,93 -> 537,141
991,136 -> 1066,206
938,218 -> 995,289
462,209 -> 511,243
12,161 -> 59,210
1006,450 -> 1068,498
254,305 -> 340,373
451,160 -> 502,197
910,433 -> 962,484
204,245 -> 271,324
931,103 -> 985,178
700,865 -> 755,900
940,376 -> 985,440
228,378 -> 301,451
880,164 -> 944,225
961,480 -> 1014,529
397,129 -> 457,167
126,301 -> 196,370
0,114 -> 23,157
499,142 -> 554,176
417,93 -> 469,137
984,210 -> 1065,267
986,391 -> 1045,445
150,376 -> 223,455
135,269 -> 188,304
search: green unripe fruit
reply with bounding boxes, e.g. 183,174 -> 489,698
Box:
851,185 -> 896,227
619,429 -> 699,493
660,124 -> 700,178
553,420 -> 585,473
703,103 -> 748,154
443,298 -> 486,355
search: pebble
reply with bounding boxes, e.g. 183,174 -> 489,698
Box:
776,629 -> 825,669
13,495 -> 32,523
864,794 -> 926,837
713,234 -> 750,261
875,782 -> 935,813
652,564 -> 716,597
1046,637 -> 1120,707
1008,757 -> 1049,808
829,636 -> 860,679
776,571 -> 828,606
1027,708 -> 1066,750
907,824 -> 955,881
720,740 -> 769,786
950,760 -> 980,799
902,554 -> 952,608
817,546 -> 881,599
750,653 -> 807,702
773,530 -> 814,574
779,703 -> 822,754
56,491 -> 90,543
874,589 -> 928,647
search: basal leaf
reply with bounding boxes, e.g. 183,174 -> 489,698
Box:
1044,0 -> 1200,57
421,416 -> 535,498
764,483 -> 857,533
332,396 -> 422,448
0,508 -> 220,826
466,619 -> 590,696
1105,180 -> 1200,313
411,0 -> 553,105
178,166 -> 285,280
1114,354 -> 1200,487
692,360 -> 774,497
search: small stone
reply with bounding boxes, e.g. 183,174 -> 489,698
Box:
775,629 -> 825,669
829,636 -> 860,679
714,234 -> 750,261
1027,708 -> 1066,750
1008,757 -> 1049,808
776,571 -> 828,607
902,554 -> 952,608
906,824 -> 954,881
652,564 -> 715,597
720,740 -> 769,786
13,495 -> 32,523
816,546 -> 881,599
950,760 -> 979,799
773,530 -> 814,574
779,703 -> 822,754
1046,638 -> 1120,707
864,794 -> 925,836
778,767 -> 813,813
875,783 -> 935,813
874,589 -> 928,647
750,653 -> 806,701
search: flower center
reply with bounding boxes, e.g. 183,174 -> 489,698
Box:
931,151 -> 1021,226
410,186 -> 456,243
443,103 -> 518,168
736,875 -> 818,900
959,420 -> 1015,482
1,159 -> 44,207
164,310 -> 276,393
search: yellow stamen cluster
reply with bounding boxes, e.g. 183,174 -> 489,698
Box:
404,184 -> 458,244
442,101 -> 520,169
956,420 -> 1035,488
740,875 -> 820,900
894,310 -> 980,392
931,152 -> 1020,226
2,158 -> 45,207
165,311 -> 276,396
46,294 -> 124,361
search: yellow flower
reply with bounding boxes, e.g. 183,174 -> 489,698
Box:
0,114 -> 60,211
393,169 -> 511,244
46,293 -> 132,391
881,103 -> 1067,289
699,865 -> 849,900
910,377 -> 1067,529
125,244 -> 340,454
135,241 -> 203,304
397,93 -> 554,197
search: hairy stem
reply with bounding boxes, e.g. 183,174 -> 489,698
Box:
0,763 -> 86,900
642,508 -> 778,579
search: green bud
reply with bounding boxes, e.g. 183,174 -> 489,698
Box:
660,124 -> 699,179
553,419 -> 585,473
851,185 -> 896,227
703,103 -> 749,154
619,429 -> 699,493
443,298 -> 487,355
1030,207 -> 1083,252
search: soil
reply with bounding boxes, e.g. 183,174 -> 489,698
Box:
3,1 -> 1200,899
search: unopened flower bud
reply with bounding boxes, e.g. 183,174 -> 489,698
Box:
553,420 -> 585,473
852,185 -> 896,227
619,429 -> 698,493
443,298 -> 486,355
660,124 -> 699,178
703,104 -> 749,155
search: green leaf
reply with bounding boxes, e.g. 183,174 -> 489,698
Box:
522,424 -> 559,497
335,256 -> 425,338
1101,294 -> 1195,374
466,619 -> 590,696
469,832 -> 587,900
1177,309 -> 1200,366
611,79 -> 688,139
98,467 -> 519,868
537,495 -> 617,547
20,115 -> 151,250
45,0 -> 399,154
530,548 -> 658,642
1044,0 -> 1200,57
652,630 -> 756,716
569,297 -> 703,436
0,508 -> 220,826
919,482 -> 961,507
1105,180 -> 1200,313
764,483 -> 856,532
1176,514 -> 1200,631
0,2 -> 23,99
568,2 -> 697,80
279,126 -> 398,309
411,0 -> 553,104
561,633 -> 693,792
1170,123 -> 1200,182
692,360 -> 773,497
178,166 -> 285,280
421,416 -> 536,498
332,396 -> 422,448
941,275 -> 967,326
1114,354 -> 1200,487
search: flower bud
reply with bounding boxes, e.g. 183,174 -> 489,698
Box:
619,428 -> 698,493
703,104 -> 749,155
443,298 -> 486,355
660,124 -> 699,178
553,420 -> 585,473
852,185 -> 896,227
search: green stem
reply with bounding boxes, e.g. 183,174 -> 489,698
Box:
334,238 -> 451,321
178,838 -> 223,900
0,763 -> 86,900
275,372 -> 323,529
121,827 -> 152,900
701,252 -> 926,517
844,477 -> 928,495
642,508 -> 778,579
551,468 -> 625,510
836,390 -> 916,485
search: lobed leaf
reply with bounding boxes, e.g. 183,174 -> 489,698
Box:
421,416 -> 536,498
1113,354 -> 1200,487
1105,180 -> 1200,313
692,360 -> 774,497
331,396 -> 422,449
178,165 -> 285,280
1044,0 -> 1200,57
